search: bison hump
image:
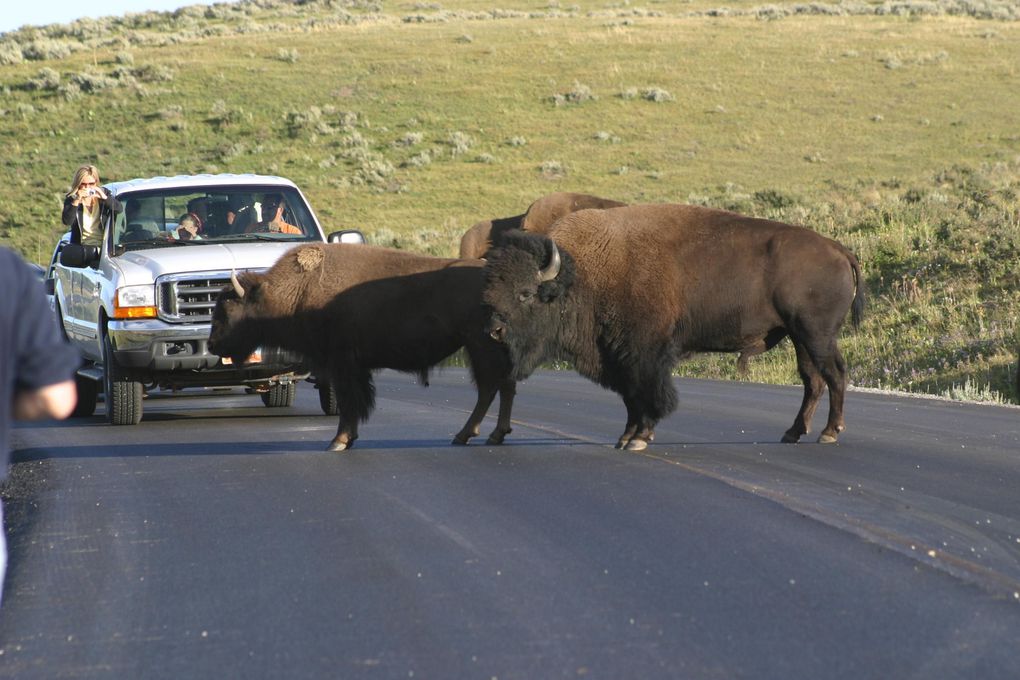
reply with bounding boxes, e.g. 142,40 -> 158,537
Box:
295,246 -> 325,272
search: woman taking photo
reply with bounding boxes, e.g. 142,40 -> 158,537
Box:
62,164 -> 121,246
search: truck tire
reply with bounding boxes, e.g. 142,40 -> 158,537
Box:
70,374 -> 98,418
261,382 -> 296,408
317,379 -> 339,416
103,333 -> 143,425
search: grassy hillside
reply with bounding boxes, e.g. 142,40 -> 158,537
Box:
1,0 -> 1017,402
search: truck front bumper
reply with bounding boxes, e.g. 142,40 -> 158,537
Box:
107,319 -> 307,386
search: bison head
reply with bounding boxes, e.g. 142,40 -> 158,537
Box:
208,271 -> 264,365
482,230 -> 576,380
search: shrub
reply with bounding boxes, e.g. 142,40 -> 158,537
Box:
58,82 -> 82,101
753,189 -> 797,210
22,39 -> 73,61
133,63 -> 176,83
642,87 -> 674,103
402,150 -> 433,168
68,71 -> 118,93
552,80 -> 596,106
447,131 -> 473,156
0,43 -> 24,65
593,130 -> 620,143
394,132 -> 423,147
28,67 -> 61,91
284,106 -> 325,137
539,160 -> 566,179
208,99 -> 244,128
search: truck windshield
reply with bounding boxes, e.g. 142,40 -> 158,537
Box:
112,187 -> 319,250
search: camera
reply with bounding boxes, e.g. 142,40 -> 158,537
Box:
87,188 -> 97,197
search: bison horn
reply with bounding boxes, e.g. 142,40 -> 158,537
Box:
230,270 -> 245,298
537,241 -> 561,282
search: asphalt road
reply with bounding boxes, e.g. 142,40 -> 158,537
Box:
2,369 -> 1019,679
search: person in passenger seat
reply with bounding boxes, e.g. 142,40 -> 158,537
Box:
173,213 -> 203,241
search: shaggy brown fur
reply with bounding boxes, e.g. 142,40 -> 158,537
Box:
483,204 -> 865,450
458,192 -> 626,259
209,243 -> 516,451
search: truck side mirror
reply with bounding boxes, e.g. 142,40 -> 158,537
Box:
60,244 -> 100,268
327,229 -> 366,245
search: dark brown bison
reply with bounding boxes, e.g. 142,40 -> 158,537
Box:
458,192 -> 626,259
482,204 -> 865,450
209,243 -> 515,451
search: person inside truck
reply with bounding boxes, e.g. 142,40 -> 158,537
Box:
62,164 -> 122,246
244,193 -> 302,235
224,195 -> 254,234
172,213 -> 203,241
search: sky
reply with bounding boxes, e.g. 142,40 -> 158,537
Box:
0,0 -> 228,35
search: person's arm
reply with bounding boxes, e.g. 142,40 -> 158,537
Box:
8,251 -> 80,421
62,194 -> 78,226
13,380 -> 76,421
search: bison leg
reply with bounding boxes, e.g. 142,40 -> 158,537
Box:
326,364 -> 375,452
814,343 -> 848,444
784,338 -> 847,444
616,371 -> 674,451
452,382 -> 498,445
455,346 -> 516,446
783,341 -> 826,443
486,378 -> 516,445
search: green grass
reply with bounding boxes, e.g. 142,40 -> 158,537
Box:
1,0 -> 1017,402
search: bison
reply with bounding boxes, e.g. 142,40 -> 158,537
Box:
482,203 -> 865,450
209,243 -> 516,451
458,192 -> 626,259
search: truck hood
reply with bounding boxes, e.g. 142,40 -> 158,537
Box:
111,241 -> 307,285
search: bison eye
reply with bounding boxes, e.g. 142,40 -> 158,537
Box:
518,289 -> 535,303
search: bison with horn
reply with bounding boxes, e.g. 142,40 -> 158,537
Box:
210,243 -> 516,451
482,204 -> 865,450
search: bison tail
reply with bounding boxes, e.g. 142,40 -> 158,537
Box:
848,252 -> 866,329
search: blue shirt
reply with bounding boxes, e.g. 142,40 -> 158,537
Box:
0,247 -> 79,477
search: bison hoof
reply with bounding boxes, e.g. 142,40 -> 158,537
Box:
781,432 -> 802,444
451,435 -> 469,446
327,437 -> 355,452
817,433 -> 839,444
624,438 -> 649,452
485,431 -> 509,446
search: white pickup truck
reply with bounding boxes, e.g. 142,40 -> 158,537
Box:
49,173 -> 363,424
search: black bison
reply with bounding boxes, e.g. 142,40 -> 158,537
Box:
209,243 -> 515,451
458,192 -> 626,259
482,204 -> 865,450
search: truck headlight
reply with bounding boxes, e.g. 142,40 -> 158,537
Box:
114,285 -> 157,319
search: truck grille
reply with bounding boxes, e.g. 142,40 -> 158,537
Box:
156,274 -> 232,323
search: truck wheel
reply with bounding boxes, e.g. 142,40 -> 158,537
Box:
103,333 -> 143,425
261,382 -> 296,408
317,380 -> 339,416
70,374 -> 98,418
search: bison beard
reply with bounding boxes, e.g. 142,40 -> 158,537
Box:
209,244 -> 517,452
482,205 -> 865,451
